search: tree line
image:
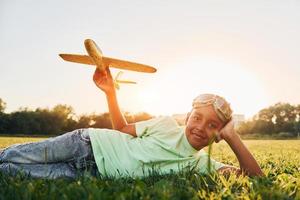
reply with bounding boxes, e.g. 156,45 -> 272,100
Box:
0,98 -> 299,137
0,98 -> 153,135
237,102 -> 300,138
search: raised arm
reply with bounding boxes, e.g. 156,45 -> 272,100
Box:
93,68 -> 137,137
216,120 -> 264,177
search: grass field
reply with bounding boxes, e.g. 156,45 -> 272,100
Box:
0,137 -> 299,200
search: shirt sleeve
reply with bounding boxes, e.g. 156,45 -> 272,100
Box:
135,116 -> 178,137
209,157 -> 226,171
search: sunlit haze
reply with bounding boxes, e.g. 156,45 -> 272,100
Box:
1,0 -> 299,119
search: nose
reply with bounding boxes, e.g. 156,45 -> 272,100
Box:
195,121 -> 206,132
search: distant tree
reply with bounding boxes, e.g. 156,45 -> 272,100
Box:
1,105 -> 77,135
52,104 -> 75,121
75,114 -> 94,129
0,98 -> 6,113
51,104 -> 77,133
269,103 -> 295,133
91,113 -> 112,129
238,102 -> 300,136
34,108 -> 57,134
0,98 -> 156,135
237,120 -> 255,135
293,121 -> 300,137
7,110 -> 39,134
0,112 -> 9,133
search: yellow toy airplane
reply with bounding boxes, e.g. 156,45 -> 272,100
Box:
59,39 -> 157,89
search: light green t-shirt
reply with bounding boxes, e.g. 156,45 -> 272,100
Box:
88,116 -> 225,178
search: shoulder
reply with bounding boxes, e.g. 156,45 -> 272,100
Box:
135,116 -> 179,137
152,116 -> 179,129
137,116 -> 178,127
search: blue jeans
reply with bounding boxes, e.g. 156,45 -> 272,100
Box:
0,129 -> 98,179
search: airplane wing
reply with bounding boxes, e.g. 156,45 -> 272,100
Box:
104,56 -> 156,73
59,54 -> 94,65
59,54 -> 156,73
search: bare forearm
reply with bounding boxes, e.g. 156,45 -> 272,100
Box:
226,134 -> 264,176
105,91 -> 128,130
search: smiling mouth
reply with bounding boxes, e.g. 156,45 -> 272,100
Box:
192,130 -> 207,140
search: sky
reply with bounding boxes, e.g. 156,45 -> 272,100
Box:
0,0 -> 299,119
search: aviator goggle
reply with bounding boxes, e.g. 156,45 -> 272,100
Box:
192,94 -> 233,123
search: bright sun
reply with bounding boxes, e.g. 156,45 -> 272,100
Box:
121,56 -> 270,119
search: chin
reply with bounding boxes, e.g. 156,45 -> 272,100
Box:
187,134 -> 205,150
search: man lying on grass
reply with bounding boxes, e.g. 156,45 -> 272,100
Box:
0,68 -> 264,179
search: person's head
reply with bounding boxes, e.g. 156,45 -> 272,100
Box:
185,93 -> 233,150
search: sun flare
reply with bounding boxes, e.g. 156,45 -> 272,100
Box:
129,56 -> 270,119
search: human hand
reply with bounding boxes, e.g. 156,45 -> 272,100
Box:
93,67 -> 115,94
215,119 -> 237,143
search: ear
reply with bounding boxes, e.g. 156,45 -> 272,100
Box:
185,112 -> 191,125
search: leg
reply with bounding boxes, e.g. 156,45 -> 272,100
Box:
0,157 -> 98,179
0,129 -> 93,164
0,162 -> 78,179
